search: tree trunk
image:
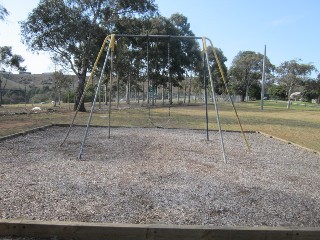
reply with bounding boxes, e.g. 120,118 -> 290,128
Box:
169,82 -> 173,105
240,93 -> 245,102
74,74 -> 86,112
162,85 -> 165,105
188,77 -> 192,104
0,78 -> 2,106
287,87 -> 292,109
245,85 -> 249,102
142,81 -> 145,102
105,83 -> 108,105
54,89 -> 57,107
126,73 -> 131,104
59,87 -> 61,105
184,79 -> 187,104
117,76 -> 120,108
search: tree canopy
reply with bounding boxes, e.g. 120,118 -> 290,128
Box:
20,0 -> 157,111
302,76 -> 320,103
16,0 -> 320,108
206,46 -> 228,95
0,4 -> 8,21
275,59 -> 316,108
228,51 -> 274,101
0,4 -> 25,72
0,4 -> 26,106
0,46 -> 26,72
112,13 -> 201,104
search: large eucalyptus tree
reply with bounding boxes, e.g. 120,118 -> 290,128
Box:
20,0 -> 157,111
0,4 -> 8,21
0,5 -> 26,106
206,46 -> 228,95
228,51 -> 274,101
276,59 -> 316,108
112,13 -> 201,105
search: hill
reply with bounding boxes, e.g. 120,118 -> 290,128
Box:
0,76 -> 27,90
0,72 -> 78,90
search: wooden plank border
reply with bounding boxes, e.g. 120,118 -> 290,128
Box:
1,124 -> 318,155
1,219 -> 320,240
0,127 -> 320,239
258,131 -> 320,155
0,124 -> 53,142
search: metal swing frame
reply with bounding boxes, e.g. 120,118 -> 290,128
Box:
61,34 -> 250,162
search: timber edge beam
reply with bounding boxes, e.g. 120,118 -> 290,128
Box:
0,124 -> 52,142
258,131 -> 320,155
1,219 -> 320,240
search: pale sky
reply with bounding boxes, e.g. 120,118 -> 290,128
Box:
1,0 -> 319,75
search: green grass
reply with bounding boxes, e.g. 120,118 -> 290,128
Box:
1,101 -> 320,152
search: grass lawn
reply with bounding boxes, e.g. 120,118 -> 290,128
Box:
1,100 -> 319,152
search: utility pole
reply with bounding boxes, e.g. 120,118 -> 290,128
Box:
25,84 -> 27,106
0,77 -> 2,106
260,45 -> 266,111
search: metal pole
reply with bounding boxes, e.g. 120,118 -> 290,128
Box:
78,46 -> 111,160
206,37 -> 251,152
260,45 -> 266,111
60,35 -> 111,147
108,48 -> 114,139
114,34 -> 203,40
99,81 -> 101,110
146,35 -> 150,105
168,38 -> 172,105
25,84 -> 27,106
202,37 -> 227,164
203,53 -> 209,141
167,39 -> 171,115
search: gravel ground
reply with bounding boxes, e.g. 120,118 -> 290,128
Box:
0,126 -> 320,227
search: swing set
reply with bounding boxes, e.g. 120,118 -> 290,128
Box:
60,34 -> 250,162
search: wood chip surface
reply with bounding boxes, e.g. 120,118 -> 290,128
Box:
1,126 -> 320,227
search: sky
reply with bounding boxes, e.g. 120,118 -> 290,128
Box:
1,0 -> 320,75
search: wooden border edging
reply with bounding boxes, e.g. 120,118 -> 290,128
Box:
258,131 -> 320,155
1,124 -> 318,155
0,124 -> 53,142
1,219 -> 320,240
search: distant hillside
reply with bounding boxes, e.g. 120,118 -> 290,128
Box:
0,76 -> 27,90
0,72 -> 78,90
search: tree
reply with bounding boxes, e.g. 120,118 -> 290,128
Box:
112,13 -> 201,105
0,4 -> 26,106
228,51 -> 274,101
275,60 -> 316,108
0,46 -> 26,71
206,46 -> 228,95
0,4 -> 26,73
166,14 -> 201,104
0,47 -> 26,106
20,0 -> 157,112
302,75 -> 320,103
0,5 -> 26,72
269,84 -> 287,100
52,71 -> 74,106
0,4 -> 8,21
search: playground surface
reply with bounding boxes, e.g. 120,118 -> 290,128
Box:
0,126 -> 320,227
